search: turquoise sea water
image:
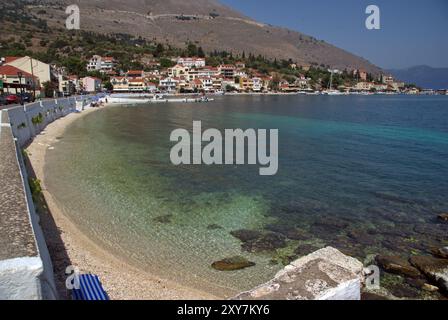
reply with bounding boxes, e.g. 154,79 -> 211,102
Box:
45,95 -> 448,296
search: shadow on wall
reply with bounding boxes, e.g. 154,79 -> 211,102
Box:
22,153 -> 73,300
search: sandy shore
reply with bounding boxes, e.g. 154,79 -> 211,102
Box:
26,106 -> 219,300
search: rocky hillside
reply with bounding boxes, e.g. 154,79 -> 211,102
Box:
22,0 -> 381,73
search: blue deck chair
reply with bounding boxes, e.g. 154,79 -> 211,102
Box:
72,274 -> 109,300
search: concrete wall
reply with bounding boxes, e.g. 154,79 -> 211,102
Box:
0,95 -> 100,300
6,96 -> 91,147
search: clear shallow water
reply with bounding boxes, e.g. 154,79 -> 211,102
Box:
45,95 -> 448,296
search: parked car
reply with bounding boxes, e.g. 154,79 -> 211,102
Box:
18,92 -> 35,103
0,94 -> 7,106
6,94 -> 20,105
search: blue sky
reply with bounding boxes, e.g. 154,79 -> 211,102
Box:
219,0 -> 448,69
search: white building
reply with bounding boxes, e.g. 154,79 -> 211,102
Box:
252,77 -> 263,92
159,77 -> 179,92
87,55 -> 116,73
177,57 -> 206,68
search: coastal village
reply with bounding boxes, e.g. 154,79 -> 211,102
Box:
1,53 -> 447,104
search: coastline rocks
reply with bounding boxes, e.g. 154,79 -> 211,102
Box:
376,255 -> 421,278
347,230 -> 377,246
211,256 -> 255,271
438,214 -> 448,223
233,247 -> 364,300
432,247 -> 448,259
414,224 -> 447,240
242,233 -> 287,253
422,284 -> 439,292
230,229 -> 263,242
409,256 -> 448,293
405,278 -> 427,289
387,283 -> 420,299
294,244 -> 320,256
361,292 -> 389,300
265,224 -> 310,241
230,229 -> 287,253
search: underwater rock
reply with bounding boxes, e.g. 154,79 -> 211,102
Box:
380,223 -> 416,238
211,256 -> 256,271
230,229 -> 263,242
230,229 -> 288,253
241,232 -> 288,253
410,256 -> 448,293
265,224 -> 310,240
361,292 -> 389,300
432,247 -> 448,259
414,224 -> 448,241
422,284 -> 439,292
294,244 -> 320,256
152,214 -> 173,224
207,224 -> 222,230
329,240 -> 365,260
376,255 -> 421,278
387,283 -> 420,299
347,230 -> 377,246
405,277 -> 427,289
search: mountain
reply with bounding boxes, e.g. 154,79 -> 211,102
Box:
23,0 -> 381,73
388,66 -> 448,89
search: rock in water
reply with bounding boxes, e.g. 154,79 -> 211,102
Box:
230,229 -> 263,242
231,229 -> 287,253
233,247 -> 364,300
361,292 -> 389,300
438,214 -> 448,222
409,256 -> 448,293
432,247 -> 448,259
376,255 -> 421,278
211,256 -> 256,271
153,214 -> 173,223
241,232 -> 287,253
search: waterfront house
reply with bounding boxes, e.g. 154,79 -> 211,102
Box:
168,65 -> 190,78
191,78 -> 204,91
212,75 -> 224,91
127,77 -> 146,92
355,81 -> 374,91
197,67 -> 220,78
159,77 -> 179,92
239,77 -> 253,92
0,65 -> 39,94
199,77 -> 213,92
110,76 -> 129,92
4,56 -> 50,94
218,64 -> 236,79
252,77 -> 263,92
81,76 -> 102,92
126,70 -> 145,79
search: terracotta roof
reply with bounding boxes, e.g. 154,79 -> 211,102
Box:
0,65 -> 35,78
4,56 -> 21,63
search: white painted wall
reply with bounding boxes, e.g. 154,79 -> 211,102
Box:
0,95 -> 101,300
